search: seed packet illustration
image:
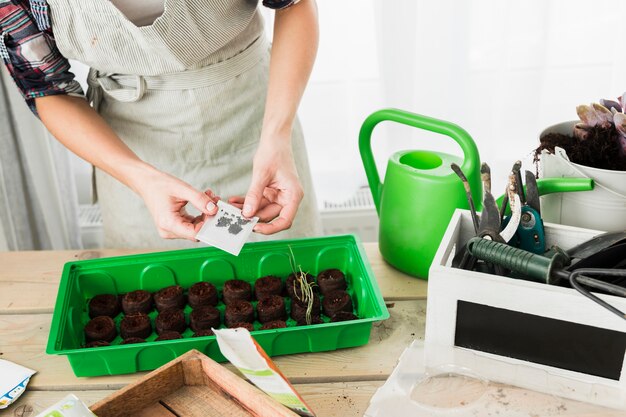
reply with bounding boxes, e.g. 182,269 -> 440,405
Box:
196,200 -> 259,256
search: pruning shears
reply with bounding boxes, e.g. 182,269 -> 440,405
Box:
480,164 -> 521,244
502,166 -> 546,254
452,162 -> 522,273
450,161 -> 594,271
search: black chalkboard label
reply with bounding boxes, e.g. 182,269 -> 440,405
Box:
454,301 -> 626,380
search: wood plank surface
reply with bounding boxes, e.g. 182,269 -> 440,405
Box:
0,301 -> 424,390
0,390 -> 114,417
2,381 -> 623,417
0,244 -> 426,314
3,247 -> 619,417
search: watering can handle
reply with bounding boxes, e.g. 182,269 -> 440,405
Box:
359,108 -> 480,213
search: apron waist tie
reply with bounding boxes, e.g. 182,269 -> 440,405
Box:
86,35 -> 269,111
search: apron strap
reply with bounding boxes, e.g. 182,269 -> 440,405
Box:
86,35 -> 269,111
87,72 -> 147,111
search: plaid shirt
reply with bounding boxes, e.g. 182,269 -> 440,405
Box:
0,0 -> 297,115
0,0 -> 83,114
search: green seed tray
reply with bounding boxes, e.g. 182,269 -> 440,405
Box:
46,234 -> 389,377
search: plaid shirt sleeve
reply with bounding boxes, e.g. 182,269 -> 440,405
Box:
0,0 -> 84,115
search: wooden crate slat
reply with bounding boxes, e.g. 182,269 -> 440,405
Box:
160,385 -> 253,417
90,362 -> 184,417
133,402 -> 178,417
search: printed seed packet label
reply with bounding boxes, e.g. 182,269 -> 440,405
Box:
0,359 -> 36,410
196,201 -> 259,256
35,394 -> 96,417
214,328 -> 316,417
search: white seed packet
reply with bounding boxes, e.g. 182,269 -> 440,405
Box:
214,328 -> 315,416
35,394 -> 96,417
196,200 -> 259,256
0,359 -> 36,409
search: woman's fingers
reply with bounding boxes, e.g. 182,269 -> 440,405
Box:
254,202 -> 282,223
137,170 -> 220,241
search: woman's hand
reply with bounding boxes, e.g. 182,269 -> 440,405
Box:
232,0 -> 318,234
36,95 -> 219,242
235,136 -> 303,234
134,168 -> 219,241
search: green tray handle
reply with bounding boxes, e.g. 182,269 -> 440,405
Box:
495,177 -> 594,214
359,108 -> 481,213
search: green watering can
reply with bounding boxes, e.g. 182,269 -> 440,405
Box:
359,109 -> 482,279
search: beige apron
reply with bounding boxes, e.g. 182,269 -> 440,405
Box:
46,0 -> 322,248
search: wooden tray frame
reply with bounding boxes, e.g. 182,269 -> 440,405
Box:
90,349 -> 300,417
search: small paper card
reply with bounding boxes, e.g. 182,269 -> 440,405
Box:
196,201 -> 259,256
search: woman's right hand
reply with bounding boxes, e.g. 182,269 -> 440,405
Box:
133,167 -> 219,241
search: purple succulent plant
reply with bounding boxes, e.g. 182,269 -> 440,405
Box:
573,93 -> 626,155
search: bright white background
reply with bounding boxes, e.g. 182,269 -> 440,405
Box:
298,0 -> 626,204
69,0 -> 626,206
5,0 -> 625,249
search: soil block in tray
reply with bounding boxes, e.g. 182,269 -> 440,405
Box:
84,316 -> 117,343
228,322 -> 255,332
155,309 -> 187,334
121,337 -> 146,345
88,294 -> 120,319
261,320 -> 287,330
193,329 -> 215,337
154,285 -> 185,312
286,271 -> 316,299
155,331 -> 182,341
254,275 -> 283,301
188,281 -> 219,308
190,305 -> 221,332
121,290 -> 153,315
257,295 -> 287,323
120,313 -> 152,339
296,316 -> 325,326
322,290 -> 354,318
290,293 -> 321,323
222,279 -> 252,305
316,268 -> 347,295
331,311 -> 358,322
225,300 -> 255,328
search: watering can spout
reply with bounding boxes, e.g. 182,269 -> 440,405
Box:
359,109 -> 482,279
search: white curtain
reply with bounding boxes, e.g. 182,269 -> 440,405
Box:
0,66 -> 82,250
301,0 -> 626,202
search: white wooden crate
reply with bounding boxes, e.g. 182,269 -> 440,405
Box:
424,209 -> 626,410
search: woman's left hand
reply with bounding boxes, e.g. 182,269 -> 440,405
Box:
233,136 -> 303,234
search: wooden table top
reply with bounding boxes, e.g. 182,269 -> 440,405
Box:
0,243 -> 620,416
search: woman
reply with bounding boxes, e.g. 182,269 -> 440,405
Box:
0,0 -> 321,248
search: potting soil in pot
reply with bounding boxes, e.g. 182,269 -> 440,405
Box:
536,126 -> 626,171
